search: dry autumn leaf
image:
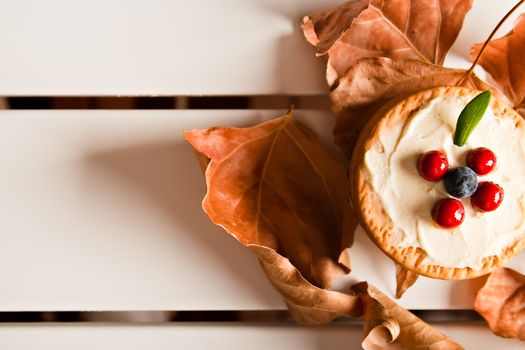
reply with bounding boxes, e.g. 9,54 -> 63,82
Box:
251,244 -> 363,325
186,111 -> 464,346
353,282 -> 464,349
395,263 -> 419,299
470,14 -> 525,115
302,0 -> 472,86
474,268 -> 525,340
358,289 -> 401,349
184,111 -> 355,289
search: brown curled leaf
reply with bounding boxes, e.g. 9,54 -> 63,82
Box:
330,58 -> 507,157
302,0 -> 369,55
251,245 -> 363,325
302,0 -> 473,86
353,282 -> 464,349
184,110 -> 355,289
359,291 -> 401,349
474,268 -> 525,340
395,263 -> 419,299
185,110 -> 460,347
470,14 -> 525,115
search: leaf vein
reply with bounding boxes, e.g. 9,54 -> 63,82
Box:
263,179 -> 314,280
284,128 -> 341,224
368,3 -> 430,63
254,118 -> 289,245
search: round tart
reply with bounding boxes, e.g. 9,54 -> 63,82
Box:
350,86 -> 525,280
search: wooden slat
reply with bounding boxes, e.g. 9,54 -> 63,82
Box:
0,109 -> 523,311
0,323 -> 522,349
0,0 -> 521,96
0,0 -> 334,96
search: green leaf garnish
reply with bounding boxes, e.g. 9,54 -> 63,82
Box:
454,90 -> 492,147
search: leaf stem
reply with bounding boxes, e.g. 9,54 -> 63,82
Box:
464,0 -> 525,78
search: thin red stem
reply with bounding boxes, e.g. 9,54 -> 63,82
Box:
465,0 -> 525,77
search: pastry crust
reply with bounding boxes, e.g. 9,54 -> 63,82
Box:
350,86 -> 525,280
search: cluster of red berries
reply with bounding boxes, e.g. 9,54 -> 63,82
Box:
418,148 -> 504,228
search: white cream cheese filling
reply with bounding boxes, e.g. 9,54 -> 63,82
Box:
364,91 -> 525,269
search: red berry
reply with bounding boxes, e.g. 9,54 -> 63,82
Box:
471,182 -> 504,212
466,147 -> 496,175
418,150 -> 448,181
432,198 -> 465,228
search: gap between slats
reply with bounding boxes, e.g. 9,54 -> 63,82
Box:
0,96 -> 330,110
0,310 -> 483,323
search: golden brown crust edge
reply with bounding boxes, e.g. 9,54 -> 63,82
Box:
349,86 -> 525,280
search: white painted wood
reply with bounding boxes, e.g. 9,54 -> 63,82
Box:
0,109 -> 523,311
0,0 -> 336,96
0,323 -> 366,350
0,0 -> 521,95
0,109 -> 287,311
0,323 -> 522,350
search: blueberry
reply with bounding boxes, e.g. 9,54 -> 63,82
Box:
444,166 -> 478,198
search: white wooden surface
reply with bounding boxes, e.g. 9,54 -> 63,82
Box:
1,1 -> 525,347
0,109 -> 523,312
0,323 -> 523,350
0,0 -> 522,95
0,0 -> 333,95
